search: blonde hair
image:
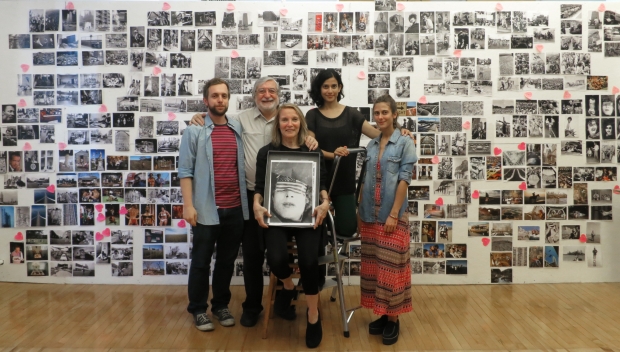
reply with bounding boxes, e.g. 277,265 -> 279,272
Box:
271,103 -> 310,147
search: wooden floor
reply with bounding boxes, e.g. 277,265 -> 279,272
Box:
1,283 -> 620,352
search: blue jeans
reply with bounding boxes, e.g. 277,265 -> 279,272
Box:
187,206 -> 244,314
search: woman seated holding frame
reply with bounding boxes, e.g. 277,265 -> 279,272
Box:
253,103 -> 330,349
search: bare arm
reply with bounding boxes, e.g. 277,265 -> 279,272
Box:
361,120 -> 381,139
180,178 -> 197,226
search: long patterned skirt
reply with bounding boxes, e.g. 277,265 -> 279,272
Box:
360,162 -> 412,316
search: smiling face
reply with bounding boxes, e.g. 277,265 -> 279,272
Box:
254,80 -> 279,113
373,102 -> 397,132
320,77 -> 341,104
277,107 -> 300,141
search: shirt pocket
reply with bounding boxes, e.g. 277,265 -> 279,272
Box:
387,156 -> 401,174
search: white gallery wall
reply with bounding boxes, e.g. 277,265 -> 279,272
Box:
0,1 -> 619,285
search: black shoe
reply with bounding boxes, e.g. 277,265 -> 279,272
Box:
193,311 -> 215,331
274,287 -> 297,320
240,311 -> 260,327
382,320 -> 399,345
368,315 -> 388,335
306,309 -> 322,348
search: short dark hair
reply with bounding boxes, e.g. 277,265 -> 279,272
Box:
308,69 -> 344,107
409,14 -> 417,21
202,78 -> 230,99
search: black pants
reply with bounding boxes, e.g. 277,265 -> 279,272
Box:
266,226 -> 321,296
187,206 -> 244,314
241,190 -> 266,315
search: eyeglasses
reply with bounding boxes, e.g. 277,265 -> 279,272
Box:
257,88 -> 277,95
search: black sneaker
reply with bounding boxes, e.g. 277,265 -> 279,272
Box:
368,315 -> 388,335
213,307 -> 235,327
382,320 -> 399,345
193,312 -> 215,331
274,287 -> 297,320
240,311 -> 260,327
305,309 -> 322,348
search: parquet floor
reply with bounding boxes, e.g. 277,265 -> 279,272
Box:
1,282 -> 620,352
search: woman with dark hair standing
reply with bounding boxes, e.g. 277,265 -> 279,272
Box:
358,94 -> 417,345
306,69 -> 378,238
306,69 -> 410,238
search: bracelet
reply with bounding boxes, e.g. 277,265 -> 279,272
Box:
389,214 -> 398,220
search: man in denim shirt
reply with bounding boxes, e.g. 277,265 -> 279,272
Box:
179,78 -> 249,332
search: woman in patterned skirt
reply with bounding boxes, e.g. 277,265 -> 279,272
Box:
358,94 -> 417,345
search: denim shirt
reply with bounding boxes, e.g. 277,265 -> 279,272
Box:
359,129 -> 418,223
178,114 -> 249,225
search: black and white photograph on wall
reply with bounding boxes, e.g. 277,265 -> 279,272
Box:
165,243 -> 189,260
116,96 -> 139,112
32,91 -> 54,106
33,73 -> 54,90
104,50 -> 128,66
2,127 -> 18,147
604,42 -> 620,57
585,141 -> 601,163
157,137 -> 180,153
27,261 -> 49,276
170,11 -> 192,27
591,205 -> 613,221
111,113 -> 134,128
95,242 -> 110,264
139,99 -> 161,113
585,222 -> 601,243
33,51 -> 55,66
78,89 -> 101,105
111,230 -> 133,245
143,76 -> 160,97
179,30 -> 195,51
112,262 -> 133,276
146,11 -> 169,26
195,11 -> 216,27
162,29 -> 179,52
106,34 -> 127,50
221,11 -> 236,32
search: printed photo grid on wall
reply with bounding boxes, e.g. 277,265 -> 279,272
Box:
3,2 -> 619,283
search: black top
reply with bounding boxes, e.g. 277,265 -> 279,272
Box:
255,143 -> 328,198
305,107 -> 365,196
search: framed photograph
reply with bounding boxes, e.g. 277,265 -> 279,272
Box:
264,151 -> 320,227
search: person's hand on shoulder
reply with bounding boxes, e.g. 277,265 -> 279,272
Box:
304,135 -> 319,151
189,113 -> 206,126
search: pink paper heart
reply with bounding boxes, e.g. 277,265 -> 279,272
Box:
23,142 -> 32,151
162,2 -> 171,11
20,64 -> 30,73
178,219 -> 187,228
99,104 -> 108,113
462,121 -> 471,130
472,190 -> 480,199
167,112 -> 177,121
58,142 -> 67,150
519,182 -> 527,191
152,66 -> 161,76
103,228 -> 111,237
524,92 -> 533,100
279,8 -> 288,17
226,3 -> 235,11
95,204 -> 104,212
518,142 -> 526,151
119,206 -> 128,215
357,71 -> 366,79
612,86 -> 619,95
46,184 -> 55,193
335,3 -> 344,12
495,2 -> 503,11
535,44 -> 544,53
66,2 -> 75,10
493,147 -> 502,156
231,50 -> 239,58
579,234 -> 587,243
431,155 -> 440,164
96,213 -> 106,222
418,96 -> 427,104
95,232 -> 104,241
613,185 -> 620,195
435,197 -> 444,206
396,3 -> 405,11
563,91 -> 571,99
598,3 -> 606,12
482,238 -> 490,246
14,232 -> 24,241
17,99 -> 27,107
453,50 -> 462,58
